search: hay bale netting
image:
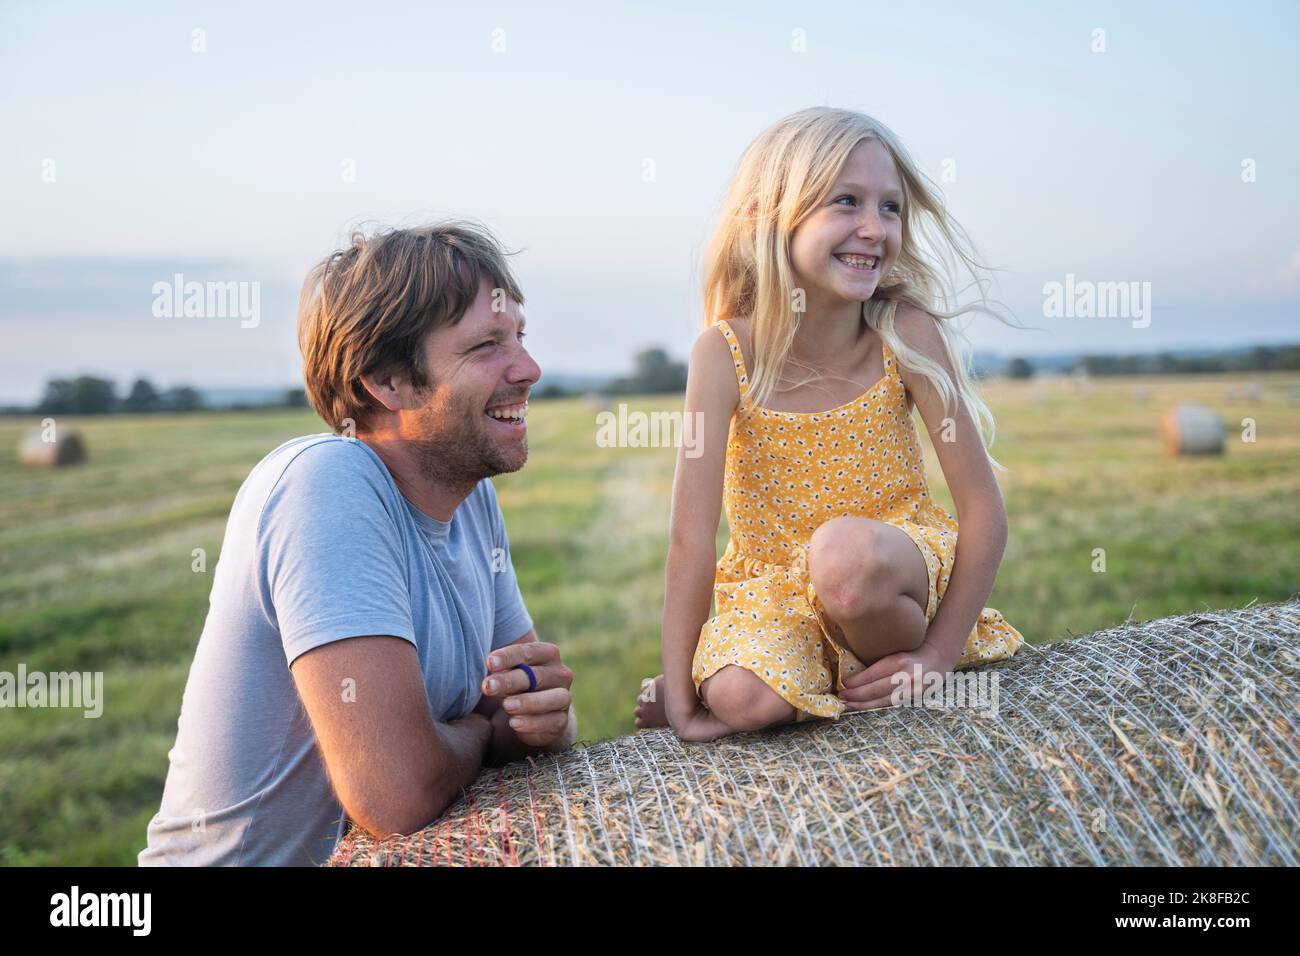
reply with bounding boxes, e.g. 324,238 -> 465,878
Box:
18,426 -> 86,467
1161,403 -> 1225,456
327,599 -> 1300,867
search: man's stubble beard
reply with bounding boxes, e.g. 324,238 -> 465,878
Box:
408,391 -> 528,492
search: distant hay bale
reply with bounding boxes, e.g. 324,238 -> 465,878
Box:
327,599 -> 1300,867
1161,403 -> 1225,456
18,427 -> 86,467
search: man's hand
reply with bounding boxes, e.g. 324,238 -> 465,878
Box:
837,639 -> 958,711
480,639 -> 574,750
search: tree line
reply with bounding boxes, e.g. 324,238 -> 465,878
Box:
23,350 -> 688,414
534,347 -> 688,398
1005,344 -> 1300,379
26,376 -> 309,415
17,342 -> 1297,413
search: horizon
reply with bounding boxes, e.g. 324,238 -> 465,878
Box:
8,336 -> 1297,413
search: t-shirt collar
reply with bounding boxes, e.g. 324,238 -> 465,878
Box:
402,497 -> 452,540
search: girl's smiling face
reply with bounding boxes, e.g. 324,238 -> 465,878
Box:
789,138 -> 903,310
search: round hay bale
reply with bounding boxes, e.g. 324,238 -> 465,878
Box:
1160,403 -> 1224,456
327,599 -> 1300,867
18,426 -> 86,467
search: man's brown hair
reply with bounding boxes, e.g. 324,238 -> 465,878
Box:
297,221 -> 525,431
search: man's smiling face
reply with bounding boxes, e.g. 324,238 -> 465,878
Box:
403,276 -> 541,488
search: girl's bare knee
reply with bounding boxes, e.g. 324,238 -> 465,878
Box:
809,519 -> 893,621
701,665 -> 795,731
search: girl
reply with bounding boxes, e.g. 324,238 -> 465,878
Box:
635,107 -> 1025,742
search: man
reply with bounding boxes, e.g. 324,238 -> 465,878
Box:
139,222 -> 575,866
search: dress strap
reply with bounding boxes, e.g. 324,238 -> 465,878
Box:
880,333 -> 898,383
881,300 -> 903,388
714,320 -> 751,401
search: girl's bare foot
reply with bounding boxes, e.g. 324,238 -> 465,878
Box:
634,674 -> 668,729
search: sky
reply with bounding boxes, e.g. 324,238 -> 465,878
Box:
1,0 -> 1297,404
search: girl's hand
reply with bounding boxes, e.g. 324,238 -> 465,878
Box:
669,703 -> 734,743
837,640 -> 958,711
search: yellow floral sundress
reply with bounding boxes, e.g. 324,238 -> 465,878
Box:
691,305 -> 1025,720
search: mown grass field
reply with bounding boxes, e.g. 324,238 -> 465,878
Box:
2,372 -> 1298,865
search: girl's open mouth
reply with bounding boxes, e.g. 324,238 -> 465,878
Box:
834,253 -> 879,272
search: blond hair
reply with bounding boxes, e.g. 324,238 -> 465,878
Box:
702,107 -> 1017,466
297,221 -> 524,431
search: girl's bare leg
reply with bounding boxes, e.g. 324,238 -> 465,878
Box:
808,517 -> 931,663
698,665 -> 797,732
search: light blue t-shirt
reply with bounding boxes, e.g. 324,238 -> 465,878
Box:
138,433 -> 533,866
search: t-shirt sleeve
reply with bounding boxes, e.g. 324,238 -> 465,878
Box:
483,480 -> 534,650
257,442 -> 417,666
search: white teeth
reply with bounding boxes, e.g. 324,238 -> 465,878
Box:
486,403 -> 527,421
837,254 -> 878,269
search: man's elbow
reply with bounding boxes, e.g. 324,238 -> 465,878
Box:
343,782 -> 450,840
349,801 -> 438,841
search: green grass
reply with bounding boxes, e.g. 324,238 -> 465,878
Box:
1,372 -> 1298,864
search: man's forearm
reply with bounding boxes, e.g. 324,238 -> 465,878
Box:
413,715 -> 492,827
352,713 -> 490,838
